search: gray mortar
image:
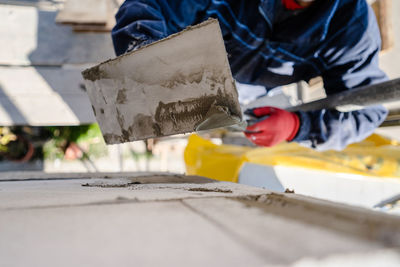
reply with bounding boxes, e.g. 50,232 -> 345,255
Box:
82,65 -> 109,82
102,90 -> 241,143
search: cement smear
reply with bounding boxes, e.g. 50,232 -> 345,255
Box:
187,188 -> 233,193
154,88 -> 242,135
82,65 -> 109,82
102,87 -> 242,144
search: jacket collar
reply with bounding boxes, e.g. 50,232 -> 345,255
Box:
259,0 -> 340,44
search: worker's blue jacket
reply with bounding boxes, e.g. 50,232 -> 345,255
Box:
112,0 -> 388,150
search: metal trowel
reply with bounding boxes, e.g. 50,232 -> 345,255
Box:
82,18 -> 242,144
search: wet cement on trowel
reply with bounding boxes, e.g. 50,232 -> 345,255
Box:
154,88 -> 241,131
82,65 -> 110,82
103,88 -> 242,144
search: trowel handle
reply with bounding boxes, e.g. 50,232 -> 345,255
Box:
246,115 -> 270,127
243,115 -> 269,134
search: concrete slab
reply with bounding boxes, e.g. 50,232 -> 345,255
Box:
238,163 -> 400,209
0,3 -> 116,125
0,65 -> 96,125
376,126 -> 400,141
0,174 -> 267,209
0,66 -> 87,95
0,171 -> 173,181
0,4 -> 114,66
82,19 -> 242,144
1,173 -> 400,266
183,197 -> 384,265
55,0 -> 108,25
380,0 -> 400,80
0,201 -> 265,267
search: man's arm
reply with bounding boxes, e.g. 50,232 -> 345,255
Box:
112,0 -> 210,56
293,3 -> 388,150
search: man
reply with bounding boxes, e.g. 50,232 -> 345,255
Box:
112,0 -> 388,150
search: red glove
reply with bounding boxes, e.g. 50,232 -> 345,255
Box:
245,107 -> 300,147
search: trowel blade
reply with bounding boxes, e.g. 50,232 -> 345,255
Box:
223,114 -> 268,133
82,19 -> 242,144
195,105 -> 242,131
223,121 -> 248,132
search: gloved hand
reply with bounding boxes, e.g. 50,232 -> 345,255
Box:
244,107 -> 300,147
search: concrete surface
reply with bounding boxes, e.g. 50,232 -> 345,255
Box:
1,173 -> 400,267
0,173 -> 267,209
83,19 -> 241,144
55,0 -> 108,25
0,3 -> 113,125
380,0 -> 400,80
376,126 -> 400,141
239,163 -> 400,212
0,66 -> 95,125
0,4 -> 114,66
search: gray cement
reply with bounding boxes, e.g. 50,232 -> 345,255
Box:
1,172 -> 400,266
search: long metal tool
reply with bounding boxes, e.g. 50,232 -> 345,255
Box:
287,78 -> 400,112
227,78 -> 400,132
286,78 -> 400,128
229,78 -> 400,132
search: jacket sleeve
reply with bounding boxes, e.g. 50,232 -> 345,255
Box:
112,0 -> 211,56
293,5 -> 388,151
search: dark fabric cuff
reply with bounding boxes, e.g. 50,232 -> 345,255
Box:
291,111 -> 311,142
124,39 -> 156,54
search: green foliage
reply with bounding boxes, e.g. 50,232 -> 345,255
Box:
46,124 -> 102,143
0,127 -> 17,154
43,124 -> 107,160
42,139 -> 64,160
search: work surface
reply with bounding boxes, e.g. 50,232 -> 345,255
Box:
1,172 -> 400,267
